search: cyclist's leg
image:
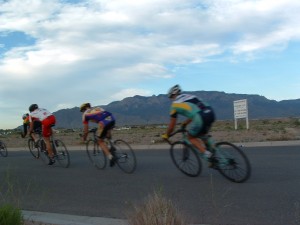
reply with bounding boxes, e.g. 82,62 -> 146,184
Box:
187,114 -> 212,159
200,107 -> 216,148
33,121 -> 42,141
97,120 -> 116,166
42,116 -> 56,164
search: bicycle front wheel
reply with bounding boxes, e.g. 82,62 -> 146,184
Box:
86,140 -> 107,169
38,140 -> 49,165
28,138 -> 39,159
214,142 -> 251,183
54,139 -> 70,168
113,139 -> 137,174
0,141 -> 8,157
170,141 -> 202,177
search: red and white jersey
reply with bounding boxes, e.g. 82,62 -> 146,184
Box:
29,108 -> 52,122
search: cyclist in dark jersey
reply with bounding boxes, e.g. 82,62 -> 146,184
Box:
21,113 -> 30,138
162,85 -> 215,160
21,113 -> 42,141
80,103 -> 116,167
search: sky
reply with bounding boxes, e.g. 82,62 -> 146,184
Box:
1,0 -> 300,129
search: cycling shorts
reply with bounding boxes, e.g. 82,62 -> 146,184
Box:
41,115 -> 56,137
97,120 -> 115,139
188,107 -> 215,137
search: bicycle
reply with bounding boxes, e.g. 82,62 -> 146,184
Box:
85,128 -> 137,174
36,128 -> 70,168
27,129 -> 42,159
165,128 -> 251,183
0,140 -> 8,157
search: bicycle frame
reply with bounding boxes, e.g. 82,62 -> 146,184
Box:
168,129 -> 210,160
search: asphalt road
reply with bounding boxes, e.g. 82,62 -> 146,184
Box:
1,145 -> 300,225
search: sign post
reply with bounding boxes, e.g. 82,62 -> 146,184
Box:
233,99 -> 249,130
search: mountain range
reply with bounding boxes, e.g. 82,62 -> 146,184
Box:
53,91 -> 300,128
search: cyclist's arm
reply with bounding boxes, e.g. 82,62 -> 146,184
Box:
82,123 -> 89,141
166,117 -> 177,136
28,120 -> 34,134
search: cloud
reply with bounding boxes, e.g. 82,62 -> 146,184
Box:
0,0 -> 300,128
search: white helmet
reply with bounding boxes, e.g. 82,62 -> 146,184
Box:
167,84 -> 181,98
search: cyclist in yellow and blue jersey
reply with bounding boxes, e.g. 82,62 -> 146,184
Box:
21,113 -> 30,138
80,103 -> 116,167
162,85 -> 216,161
21,113 -> 42,141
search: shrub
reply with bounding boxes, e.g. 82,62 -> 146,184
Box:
0,204 -> 23,225
128,191 -> 188,225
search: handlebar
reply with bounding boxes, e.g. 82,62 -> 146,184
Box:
169,128 -> 186,137
164,128 -> 186,145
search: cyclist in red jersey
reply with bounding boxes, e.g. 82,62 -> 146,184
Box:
80,103 -> 116,167
28,104 -> 56,165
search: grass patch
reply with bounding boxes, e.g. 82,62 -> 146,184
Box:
127,190 -> 189,225
0,204 -> 23,225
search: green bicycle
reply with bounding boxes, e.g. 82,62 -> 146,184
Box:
166,128 -> 251,183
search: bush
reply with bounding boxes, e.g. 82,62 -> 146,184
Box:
0,204 -> 23,225
128,191 -> 188,225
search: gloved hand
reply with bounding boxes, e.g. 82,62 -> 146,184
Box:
161,133 -> 169,139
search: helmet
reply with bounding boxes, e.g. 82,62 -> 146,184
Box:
22,113 -> 29,120
167,84 -> 181,98
80,103 -> 91,112
29,104 -> 38,112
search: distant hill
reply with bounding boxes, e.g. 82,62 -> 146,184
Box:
53,91 -> 300,128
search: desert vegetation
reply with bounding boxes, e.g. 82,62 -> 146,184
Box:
1,117 -> 300,148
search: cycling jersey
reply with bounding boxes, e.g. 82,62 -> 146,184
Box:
29,108 -> 53,122
170,94 -> 215,136
82,107 -> 115,138
170,94 -> 209,118
82,107 -> 115,125
23,115 -> 30,125
29,108 -> 55,137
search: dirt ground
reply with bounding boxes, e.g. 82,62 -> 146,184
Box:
1,118 -> 300,148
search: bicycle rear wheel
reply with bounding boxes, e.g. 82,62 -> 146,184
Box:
214,142 -> 251,183
113,139 -> 137,174
53,139 -> 70,168
28,138 -> 39,159
0,141 -> 8,157
170,141 -> 202,177
86,140 -> 107,169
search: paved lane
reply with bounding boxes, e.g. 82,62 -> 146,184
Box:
0,145 -> 300,225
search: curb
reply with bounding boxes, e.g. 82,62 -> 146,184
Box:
22,210 -> 128,225
22,210 -> 205,225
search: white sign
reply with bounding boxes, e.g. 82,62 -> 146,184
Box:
233,99 -> 249,129
234,99 -> 248,119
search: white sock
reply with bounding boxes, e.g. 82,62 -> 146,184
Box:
204,151 -> 212,158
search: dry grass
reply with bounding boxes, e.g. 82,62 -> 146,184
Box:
127,190 -> 189,225
1,117 -> 300,148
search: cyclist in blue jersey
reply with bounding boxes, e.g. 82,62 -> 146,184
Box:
80,103 -> 116,167
162,85 -> 216,161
